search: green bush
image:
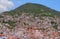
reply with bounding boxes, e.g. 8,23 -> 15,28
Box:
23,22 -> 29,26
0,15 -> 4,18
51,21 -> 58,30
40,13 -> 55,18
3,20 -> 16,29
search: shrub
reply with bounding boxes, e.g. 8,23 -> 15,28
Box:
51,21 -> 58,30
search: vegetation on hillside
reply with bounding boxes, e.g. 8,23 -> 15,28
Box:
0,15 -> 4,18
3,3 -> 60,17
51,21 -> 58,30
40,13 -> 56,18
2,3 -> 59,30
3,20 -> 16,29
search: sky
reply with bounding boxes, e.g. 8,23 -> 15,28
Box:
0,0 -> 60,13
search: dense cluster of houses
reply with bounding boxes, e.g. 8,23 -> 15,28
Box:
0,13 -> 60,39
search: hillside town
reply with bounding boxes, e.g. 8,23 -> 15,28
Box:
0,13 -> 60,39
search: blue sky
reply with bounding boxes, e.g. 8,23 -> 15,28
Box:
11,0 -> 60,11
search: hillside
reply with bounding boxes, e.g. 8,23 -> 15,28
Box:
0,3 -> 60,30
14,3 -> 60,13
0,3 -> 60,39
2,3 -> 60,16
